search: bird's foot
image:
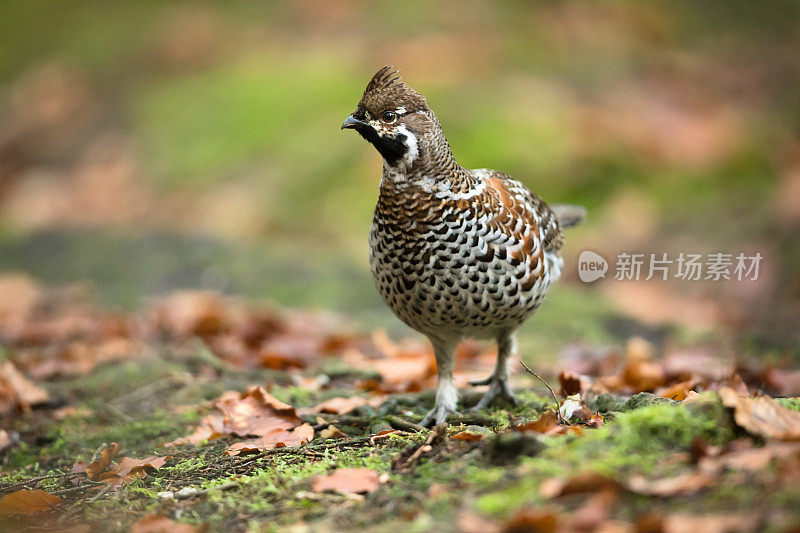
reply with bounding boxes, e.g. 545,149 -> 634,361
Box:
469,377 -> 518,412
420,404 -> 459,428
468,375 -> 493,387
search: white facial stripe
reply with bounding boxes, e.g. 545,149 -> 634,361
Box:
396,106 -> 406,114
395,123 -> 419,167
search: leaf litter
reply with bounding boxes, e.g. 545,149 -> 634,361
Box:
0,275 -> 798,531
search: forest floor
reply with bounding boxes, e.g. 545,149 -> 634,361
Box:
1,274 -> 800,532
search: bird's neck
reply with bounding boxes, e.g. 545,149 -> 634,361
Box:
379,119 -> 470,196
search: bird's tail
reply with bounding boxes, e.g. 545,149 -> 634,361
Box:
550,204 -> 586,229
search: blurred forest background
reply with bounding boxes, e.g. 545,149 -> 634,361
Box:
1,0 -> 799,355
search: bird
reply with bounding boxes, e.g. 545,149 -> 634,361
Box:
341,66 -> 585,426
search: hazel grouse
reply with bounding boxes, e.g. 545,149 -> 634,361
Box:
342,66 -> 585,426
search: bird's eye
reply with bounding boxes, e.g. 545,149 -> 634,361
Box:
381,111 -> 398,123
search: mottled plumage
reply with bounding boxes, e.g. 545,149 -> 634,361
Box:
342,66 -> 584,425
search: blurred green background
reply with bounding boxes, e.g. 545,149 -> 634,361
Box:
0,0 -> 798,352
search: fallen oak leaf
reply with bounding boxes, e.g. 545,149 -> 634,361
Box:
166,386 -> 304,448
513,410 -> 559,433
662,513 -> 759,533
501,507 -> 559,533
657,380 -> 695,401
217,386 -> 300,436
626,472 -> 715,497
98,455 -> 173,487
540,472 -> 621,499
0,489 -> 62,516
163,414 -> 227,446
225,423 -> 314,456
318,425 -> 348,440
70,460 -> 88,485
116,455 -> 172,478
558,370 -> 582,396
308,396 -> 367,415
585,413 -> 604,429
719,387 -> 800,440
312,468 -> 383,495
85,442 -> 120,480
0,360 -> 49,414
451,427 -> 489,441
699,441 -> 800,473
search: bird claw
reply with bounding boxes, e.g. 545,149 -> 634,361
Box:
469,378 -> 518,412
420,405 -> 459,427
468,376 -> 493,387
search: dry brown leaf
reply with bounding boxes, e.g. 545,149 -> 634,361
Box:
662,513 -> 758,533
153,291 -> 231,338
216,386 -> 300,437
0,489 -> 62,516
318,425 -> 348,440
540,472 -> 621,499
0,360 -> 49,413
457,511 -> 500,533
130,514 -> 206,533
501,507 -> 558,533
700,442 -> 800,473
0,274 -> 42,321
0,429 -> 16,453
312,468 -> 382,494
514,411 -> 559,433
164,414 -> 227,446
558,370 -> 582,396
451,429 -> 487,441
765,368 -> 800,396
568,489 -> 618,531
310,396 -> 367,415
85,442 -> 120,480
622,358 -> 665,392
657,380 -> 695,401
258,335 -> 321,369
719,387 -> 800,440
225,423 -> 314,456
97,455 -> 172,486
70,460 -> 88,485
168,386 -> 305,448
626,472 -> 715,497
586,413 -> 604,429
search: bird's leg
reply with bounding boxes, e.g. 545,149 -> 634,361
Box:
420,338 -> 459,427
470,331 -> 518,411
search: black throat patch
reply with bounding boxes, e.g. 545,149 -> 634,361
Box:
356,127 -> 408,166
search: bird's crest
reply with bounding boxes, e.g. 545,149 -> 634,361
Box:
358,65 -> 428,115
364,65 -> 402,95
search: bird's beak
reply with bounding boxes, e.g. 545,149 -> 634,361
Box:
341,114 -> 368,130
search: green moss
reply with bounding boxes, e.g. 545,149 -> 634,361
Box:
776,397 -> 800,411
475,402 -> 738,516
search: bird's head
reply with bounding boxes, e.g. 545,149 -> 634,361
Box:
341,66 -> 437,168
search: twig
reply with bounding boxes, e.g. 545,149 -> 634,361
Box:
87,483 -> 113,504
519,361 -> 565,424
448,413 -> 495,426
50,481 -> 105,496
386,415 -> 425,432
0,471 -> 74,494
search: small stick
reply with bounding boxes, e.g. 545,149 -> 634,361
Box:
519,361 -> 565,424
386,415 -> 425,433
0,471 -> 75,494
